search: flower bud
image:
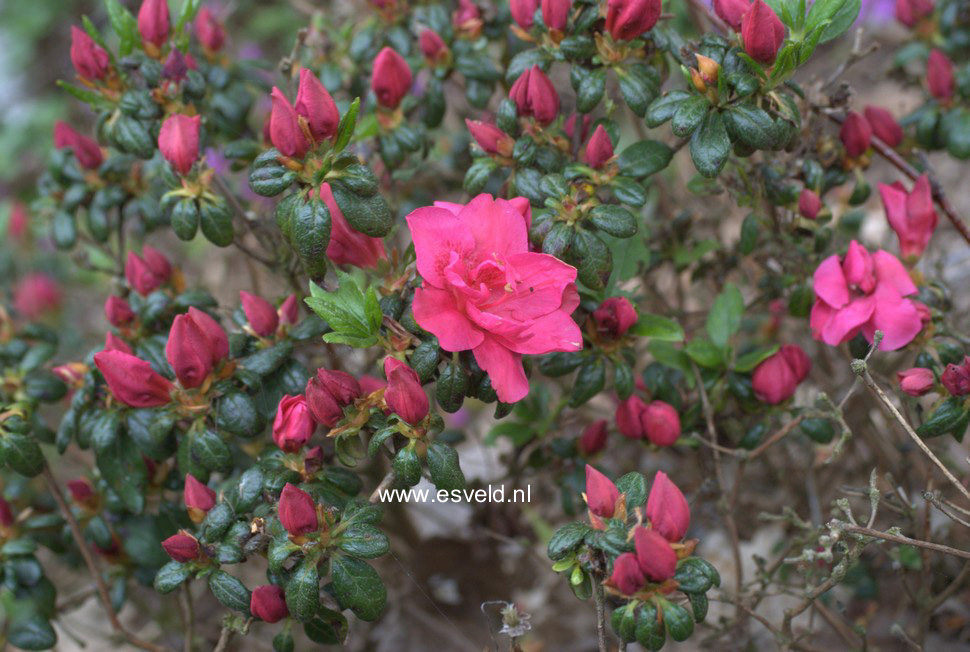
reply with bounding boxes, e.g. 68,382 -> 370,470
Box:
104,296 -> 135,327
306,368 -> 362,428
371,47 -> 412,109
605,0 -> 661,42
941,360 -> 970,397
319,183 -> 387,268
158,114 -> 200,176
897,367 -> 934,396
162,48 -> 190,82
564,113 -> 592,142
642,401 -> 681,446
928,49 -> 955,100
616,395 -> 647,439
53,363 -> 88,389
592,296 -> 637,338
53,121 -> 103,169
741,0 -> 785,65
125,251 -> 163,296
384,358 -> 429,424
269,87 -> 311,159
68,478 -> 97,508
879,174 -> 938,260
752,344 -> 810,404
194,8 -> 226,52
166,313 -> 214,388
420,29 -> 448,63
278,483 -> 319,536
610,552 -> 646,595
8,201 -> 27,240
161,532 -> 200,562
780,344 -> 811,383
70,26 -> 110,81
465,119 -> 515,157
646,471 -> 689,541
510,0 -> 540,29
251,585 -> 289,623
0,498 -> 12,529
94,350 -> 174,407
634,527 -> 677,582
798,189 -> 822,220
142,245 -> 172,281
864,106 -> 903,147
273,395 -> 316,452
304,446 -> 324,475
713,0 -> 750,31
840,111 -> 872,158
13,273 -> 62,319
695,54 -> 720,86
295,68 -> 339,144
896,0 -> 934,27
187,307 -> 229,364
509,66 -> 559,126
184,473 -> 216,523
279,294 -> 299,325
542,0 -> 571,30
584,125 -> 614,169
240,291 -> 279,337
579,419 -> 609,456
104,332 -> 132,354
138,0 -> 170,47
584,464 -> 620,518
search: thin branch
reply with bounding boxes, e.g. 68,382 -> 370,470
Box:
837,523 -> 970,561
593,580 -> 608,652
368,471 -> 396,504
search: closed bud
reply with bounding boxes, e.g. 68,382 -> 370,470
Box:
278,483 -> 319,536
53,362 -> 88,389
162,48 -> 190,82
104,332 -> 132,354
798,188 -> 822,220
510,0 -> 540,29
161,532 -> 200,562
780,344 -> 811,382
269,87 -> 310,159
240,291 -> 280,337
897,367 -> 935,396
642,401 -> 681,446
879,174 -> 938,260
508,65 -> 559,125
646,471 -> 690,541
304,446 -> 324,475
927,49 -> 955,101
453,0 -> 483,35
713,0 -> 750,31
158,114 -> 200,176
420,29 -> 448,63
142,245 -> 172,281
187,307 -> 229,364
941,359 -> 970,397
584,464 -> 620,518
13,273 -> 61,319
295,68 -> 339,143
542,0 -> 571,30
320,184 -> 387,268
752,344 -> 811,404
584,125 -> 614,169
125,251 -> 163,296
184,474 -> 216,523
138,0 -> 170,47
840,111 -> 872,158
68,478 -> 97,508
70,26 -> 110,81
372,47 -> 412,109
564,112 -> 592,142
194,8 -> 226,52
634,527 -> 677,582
306,368 -> 361,428
273,395 -> 316,452
592,296 -> 637,338
896,0 -> 934,27
104,296 -> 135,327
605,0 -> 661,42
166,313 -> 214,388
579,419 -> 609,456
616,394 -> 647,439
465,119 -> 515,157
610,552 -> 645,595
695,54 -> 720,85
864,106 -> 903,147
250,585 -> 289,623
690,67 -> 707,93
53,121 -> 103,169
741,0 -> 785,65
279,294 -> 299,325
94,350 -> 174,407
384,357 -> 429,424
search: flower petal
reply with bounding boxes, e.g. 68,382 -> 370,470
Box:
458,194 -> 528,258
822,296 -> 875,346
405,206 -> 475,288
863,286 -> 922,351
412,286 -> 485,351
872,250 -> 918,297
473,336 -> 529,402
813,254 -> 849,308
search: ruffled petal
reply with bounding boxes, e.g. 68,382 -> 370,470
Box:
473,337 -> 530,402
412,286 -> 484,351
863,286 -> 922,351
872,250 -> 918,297
405,206 -> 475,288
821,296 -> 875,346
813,254 -> 849,308
458,194 -> 529,258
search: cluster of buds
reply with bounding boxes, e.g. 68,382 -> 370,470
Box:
53,122 -> 103,170
840,106 -> 906,162
616,395 -> 681,446
269,69 -> 340,160
509,65 -> 559,125
878,174 -> 938,261
240,291 -> 298,338
751,344 -> 811,404
273,366 -> 365,453
125,246 -> 173,296
591,297 -> 637,340
942,357 -> 970,397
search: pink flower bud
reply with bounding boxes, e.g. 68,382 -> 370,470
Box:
780,344 -> 811,383
510,0 -> 540,29
94,350 -> 174,407
184,473 -> 216,515
798,189 -> 822,220
104,332 -> 132,354
240,291 -> 279,337
166,313 -> 214,388
53,363 -> 88,389
306,368 -> 362,428
840,111 -> 872,158
125,251 -> 163,296
194,8 -> 226,52
279,294 -> 299,325
304,446 -> 324,474
0,498 -> 12,528
713,0 -> 750,31
605,0 -> 661,42
8,201 -> 27,240
142,245 -> 172,281
104,296 -> 135,327
741,0 -> 785,65
13,273 -> 62,319
420,29 -> 448,63
158,114 -> 200,176
187,307 -> 229,364
646,471 -> 689,541
584,125 -> 614,169
584,464 -> 620,518
162,48 -> 190,82
67,478 -> 96,506
616,395 -> 647,439
371,47 -> 412,109
752,344 -> 811,404
879,175 -> 938,261
542,0 -> 571,30
161,533 -> 200,562
564,112 -> 592,142
508,65 -> 559,125
592,296 -> 637,338
53,121 -> 103,169
642,401 -> 681,446
942,359 -> 970,397
634,527 -> 677,582
864,106 -> 903,147
896,0 -> 934,27
269,87 -> 311,159
273,395 -> 316,452
138,0 -> 170,47
928,49 -> 955,100
278,483 -> 319,535
384,358 -> 429,424
295,69 -> 339,143
319,184 -> 387,268
250,585 -> 289,623
579,419 -> 609,456
465,119 -> 514,157
610,552 -> 645,595
897,367 -> 934,396
70,26 -> 110,81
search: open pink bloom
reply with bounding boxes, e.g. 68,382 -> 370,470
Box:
406,194 -> 581,402
810,241 -> 923,351
878,175 -> 938,261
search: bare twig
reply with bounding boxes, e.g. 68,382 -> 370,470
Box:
369,471 -> 396,504
837,523 -> 970,561
593,580 -> 608,652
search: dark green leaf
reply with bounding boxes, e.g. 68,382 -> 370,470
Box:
330,556 -> 386,621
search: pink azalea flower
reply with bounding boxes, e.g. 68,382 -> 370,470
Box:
878,175 -> 938,261
810,241 -> 922,351
406,194 -> 581,402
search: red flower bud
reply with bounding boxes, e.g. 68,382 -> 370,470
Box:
616,395 -> 647,439
798,189 -> 822,220
166,313 -> 214,388
509,66 -> 559,125
0,498 -> 14,528
592,296 -> 637,338
634,527 -> 677,582
713,0 -> 750,31
610,552 -> 646,594
184,473 -> 217,516
53,363 -> 88,389
240,291 -> 280,337
269,87 -> 311,159
780,344 -> 811,382
306,368 -> 362,428
741,0 -> 785,65
646,471 -> 689,541
8,201 -> 27,240
104,332 -> 132,354
273,395 -> 316,452
194,8 -> 226,52
564,112 -> 592,142
162,48 -> 190,82
295,69 -> 339,143
138,0 -> 171,47
864,106 -> 903,148
465,119 -> 514,157
68,478 -> 97,506
104,296 -> 135,327
542,0 -> 571,30
250,585 -> 289,623
584,464 -> 620,518
279,294 -> 299,325
941,359 -> 970,397
319,183 -> 387,268
642,401 -> 681,446
161,533 -> 200,562
605,0 -> 661,42
384,358 -> 429,424
53,121 -> 103,169
13,273 -> 62,319
897,367 -> 934,396
895,0 -> 934,27
158,114 -> 200,176
278,483 -> 319,536
584,125 -> 614,169
927,49 -> 955,100
510,0 -> 540,29
142,245 -> 172,281
840,111 -> 872,158
420,29 -> 448,63
752,344 -> 811,404
372,47 -> 412,109
70,26 -> 110,81
187,307 -> 229,364
125,251 -> 163,296
579,419 -> 609,456
94,350 -> 174,407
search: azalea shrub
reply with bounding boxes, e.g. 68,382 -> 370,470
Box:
2,0 -> 970,649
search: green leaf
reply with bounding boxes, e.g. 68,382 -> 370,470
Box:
174,0 -> 202,39
570,66 -> 606,113
674,558 -> 714,593
706,283 -> 744,350
917,397 -> 970,439
819,0 -> 860,42
630,314 -> 683,341
290,197 -> 332,279
547,521 -> 591,561
617,140 -> 674,179
734,345 -> 779,372
104,0 -> 141,55
724,104 -> 777,150
740,214 -> 760,255
688,592 -> 710,622
7,613 -> 57,651
690,111 -> 731,178
589,205 -> 638,238
426,441 -> 465,492
435,362 -> 468,414
208,570 -> 251,613
569,357 -> 606,407
305,272 -> 382,348
392,447 -> 422,487
616,472 -> 647,508
330,183 -> 392,237
335,98 -> 361,151
672,95 -> 711,138
286,561 -> 320,622
2,434 -> 45,477
171,198 -> 200,240
568,230 -> 612,290
199,199 -> 235,247
685,338 -> 725,368
190,429 -> 233,472
635,604 -> 666,651
645,91 -> 691,128
616,63 -> 661,118
215,392 -> 266,439
154,560 -> 192,594
56,80 -> 112,109
337,523 -> 390,559
662,600 -> 695,641
330,556 -> 387,622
